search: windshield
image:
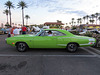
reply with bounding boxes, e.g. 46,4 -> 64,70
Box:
35,30 -> 43,36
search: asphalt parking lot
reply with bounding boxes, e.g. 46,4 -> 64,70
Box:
0,34 -> 100,75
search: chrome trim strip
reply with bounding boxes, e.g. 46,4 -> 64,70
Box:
57,44 -> 67,46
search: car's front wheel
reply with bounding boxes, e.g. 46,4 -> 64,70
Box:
66,43 -> 78,52
16,42 -> 28,52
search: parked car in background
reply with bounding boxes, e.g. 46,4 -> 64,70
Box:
79,30 -> 100,35
0,28 -> 7,34
90,30 -> 100,34
6,29 -> 96,52
32,26 -> 40,32
0,30 -> 4,34
43,26 -> 49,29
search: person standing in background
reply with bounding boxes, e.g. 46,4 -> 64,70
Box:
27,27 -> 30,34
6,26 -> 12,37
10,26 -> 15,37
22,26 -> 27,34
13,27 -> 21,36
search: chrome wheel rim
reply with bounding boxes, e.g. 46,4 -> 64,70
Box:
18,43 -> 26,51
68,44 -> 77,52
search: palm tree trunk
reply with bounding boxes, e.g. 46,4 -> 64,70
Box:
27,19 -> 28,26
9,9 -> 12,26
87,19 -> 88,24
7,14 -> 8,24
99,21 -> 100,25
22,8 -> 24,26
84,20 -> 85,24
96,18 -> 97,25
26,19 -> 27,26
26,19 -> 28,26
10,13 -> 11,26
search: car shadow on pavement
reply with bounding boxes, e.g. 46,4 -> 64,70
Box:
25,47 -> 90,55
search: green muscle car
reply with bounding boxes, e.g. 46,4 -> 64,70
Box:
6,29 -> 96,52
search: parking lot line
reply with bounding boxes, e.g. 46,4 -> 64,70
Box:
81,47 -> 100,58
81,47 -> 98,55
88,47 -> 100,54
0,54 -> 98,58
42,55 -> 97,57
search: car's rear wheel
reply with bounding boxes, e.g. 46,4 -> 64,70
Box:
16,42 -> 28,52
66,43 -> 78,52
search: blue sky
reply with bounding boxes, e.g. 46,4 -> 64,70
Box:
0,0 -> 100,25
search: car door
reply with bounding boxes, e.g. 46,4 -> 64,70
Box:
31,30 -> 57,48
52,31 -> 67,48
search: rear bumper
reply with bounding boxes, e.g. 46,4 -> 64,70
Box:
79,42 -> 95,47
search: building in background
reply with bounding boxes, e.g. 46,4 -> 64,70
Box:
44,20 -> 64,28
80,24 -> 100,29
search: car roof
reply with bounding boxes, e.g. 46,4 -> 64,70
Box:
44,29 -> 67,32
44,29 -> 74,35
44,29 -> 62,30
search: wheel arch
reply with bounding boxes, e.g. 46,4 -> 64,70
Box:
67,42 -> 80,47
15,41 -> 29,48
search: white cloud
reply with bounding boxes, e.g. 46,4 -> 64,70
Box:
1,0 -> 100,25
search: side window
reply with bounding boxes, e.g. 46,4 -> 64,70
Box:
52,31 -> 66,36
39,31 -> 48,36
39,32 -> 44,36
39,30 -> 66,36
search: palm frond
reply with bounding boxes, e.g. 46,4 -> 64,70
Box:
17,1 -> 27,9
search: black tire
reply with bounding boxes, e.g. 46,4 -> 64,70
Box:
16,42 -> 28,52
66,43 -> 78,52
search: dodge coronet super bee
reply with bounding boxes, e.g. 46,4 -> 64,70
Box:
6,29 -> 96,52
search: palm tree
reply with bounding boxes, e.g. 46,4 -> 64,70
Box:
25,15 -> 30,26
71,18 -> 75,25
5,1 -> 14,26
79,18 -> 82,25
85,15 -> 89,24
69,22 -> 71,25
98,17 -> 100,25
77,18 -> 82,25
91,14 -> 96,25
3,9 -> 9,24
89,20 -> 95,24
91,14 -> 95,20
95,13 -> 99,25
74,22 -> 76,25
83,16 -> 86,24
66,23 -> 68,25
77,18 -> 79,25
17,1 -> 27,26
